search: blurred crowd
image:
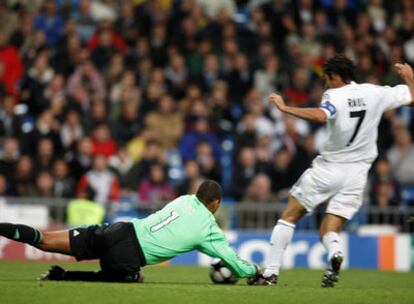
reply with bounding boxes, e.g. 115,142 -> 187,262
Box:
0,0 -> 414,221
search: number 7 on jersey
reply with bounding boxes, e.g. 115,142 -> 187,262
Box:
346,110 -> 366,146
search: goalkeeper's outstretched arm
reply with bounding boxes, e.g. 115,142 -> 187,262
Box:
196,222 -> 258,278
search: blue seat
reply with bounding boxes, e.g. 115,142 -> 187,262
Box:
401,185 -> 414,205
295,213 -> 315,230
345,204 -> 367,232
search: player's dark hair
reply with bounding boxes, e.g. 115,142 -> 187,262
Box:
323,54 -> 356,83
196,180 -> 223,205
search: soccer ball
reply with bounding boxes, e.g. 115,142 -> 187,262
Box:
209,258 -> 239,284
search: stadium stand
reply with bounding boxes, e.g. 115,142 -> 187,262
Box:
0,0 -> 413,231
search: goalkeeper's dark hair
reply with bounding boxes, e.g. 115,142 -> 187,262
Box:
196,180 -> 223,205
323,54 -> 356,83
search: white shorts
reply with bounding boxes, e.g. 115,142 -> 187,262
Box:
290,156 -> 371,220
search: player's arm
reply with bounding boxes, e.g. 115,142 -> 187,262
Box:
395,63 -> 414,106
196,222 -> 258,278
268,93 -> 328,122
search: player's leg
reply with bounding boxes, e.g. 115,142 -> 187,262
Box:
320,214 -> 347,288
0,223 -> 42,246
254,158 -> 336,285
40,265 -> 106,281
320,213 -> 346,261
261,195 -> 307,282
36,230 -> 72,255
97,222 -> 146,282
320,162 -> 370,288
42,223 -> 145,283
0,223 -> 71,255
41,225 -> 115,282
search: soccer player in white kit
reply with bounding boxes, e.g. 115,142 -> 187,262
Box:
248,55 -> 414,287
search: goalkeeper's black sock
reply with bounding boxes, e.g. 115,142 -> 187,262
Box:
45,266 -> 139,282
64,271 -> 137,282
60,270 -> 106,282
0,223 -> 42,245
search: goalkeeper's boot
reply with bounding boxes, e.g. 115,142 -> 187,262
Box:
321,251 -> 343,288
39,265 -> 67,281
125,270 -> 145,283
248,274 -> 278,286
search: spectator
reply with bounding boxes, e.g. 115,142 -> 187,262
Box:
111,100 -> 141,144
197,54 -> 223,92
243,89 -> 274,137
91,29 -> 121,70
60,109 -> 84,151
52,159 -> 75,198
0,0 -> 413,220
24,110 -> 62,156
54,33 -> 83,76
87,23 -> 126,55
35,138 -> 55,172
33,0 -> 64,46
196,141 -> 222,181
0,2 -> 18,41
283,67 -> 312,106
0,137 -> 20,182
77,154 -> 121,207
0,95 -> 23,139
87,100 -> 108,128
72,0 -> 97,42
254,54 -> 287,102
109,70 -> 138,115
165,53 -> 188,98
195,0 -> 236,19
234,114 -> 257,156
145,94 -> 184,151
369,157 -> 401,205
67,185 -> 105,226
91,123 -> 117,157
230,147 -> 265,200
12,155 -> 35,196
175,160 -> 201,196
243,174 -> 276,203
387,126 -> 414,186
109,145 -> 134,187
368,181 -> 401,225
0,32 -> 23,98
21,51 -> 55,115
33,171 -> 55,197
126,128 -> 152,163
65,137 -> 93,180
180,116 -> 221,162
255,133 -> 274,164
0,174 -> 10,195
138,162 -> 175,204
207,80 -> 234,138
267,147 -> 293,200
126,139 -> 164,190
67,60 -> 106,102
226,52 -> 254,103
290,134 -> 318,181
43,74 -> 66,105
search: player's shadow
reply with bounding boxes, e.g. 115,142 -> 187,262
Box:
146,281 -> 246,287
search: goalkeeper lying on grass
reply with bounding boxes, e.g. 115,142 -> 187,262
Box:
0,180 -> 263,283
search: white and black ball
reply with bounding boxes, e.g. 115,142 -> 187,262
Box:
209,258 -> 239,284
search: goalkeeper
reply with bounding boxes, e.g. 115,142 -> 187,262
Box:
0,180 -> 261,283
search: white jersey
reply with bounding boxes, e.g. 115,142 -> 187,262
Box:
318,82 -> 412,163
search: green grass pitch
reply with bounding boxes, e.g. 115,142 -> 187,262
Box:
0,261 -> 413,304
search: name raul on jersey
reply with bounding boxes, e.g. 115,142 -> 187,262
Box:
348,98 -> 366,107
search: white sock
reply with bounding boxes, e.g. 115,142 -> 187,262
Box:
263,219 -> 296,277
322,231 -> 341,261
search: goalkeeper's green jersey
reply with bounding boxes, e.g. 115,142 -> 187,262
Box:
131,195 -> 256,278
